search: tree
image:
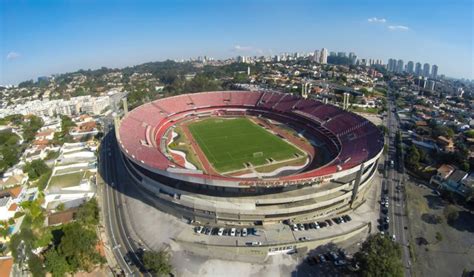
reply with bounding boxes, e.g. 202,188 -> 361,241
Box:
354,234 -> 404,277
28,254 -> 46,277
23,159 -> 50,180
52,115 -> 76,145
75,198 -> 99,227
56,203 -> 65,212
20,201 -> 45,229
44,249 -> 70,277
36,170 -> 52,191
56,222 -> 103,272
378,125 -> 388,135
443,205 -> 459,223
406,144 -> 421,169
143,249 -> 172,276
0,131 -> 20,174
22,115 -> 44,142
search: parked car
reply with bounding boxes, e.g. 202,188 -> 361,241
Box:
334,259 -> 347,266
123,254 -> 133,266
326,219 -> 333,226
298,237 -> 308,241
218,228 -> 224,236
318,254 -> 326,263
318,221 -> 327,228
230,228 -> 236,236
338,249 -> 347,260
329,251 -> 339,261
195,226 -> 203,234
242,228 -> 248,237
246,241 -> 262,246
312,256 -> 320,264
291,224 -> 298,231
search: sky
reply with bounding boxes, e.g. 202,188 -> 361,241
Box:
1,0 -> 473,84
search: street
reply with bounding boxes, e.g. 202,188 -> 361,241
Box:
385,90 -> 412,276
99,131 -> 150,276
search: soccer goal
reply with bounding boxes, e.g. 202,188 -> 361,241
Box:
253,152 -> 263,158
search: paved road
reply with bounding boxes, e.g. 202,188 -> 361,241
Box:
385,90 -> 412,276
100,131 -> 151,276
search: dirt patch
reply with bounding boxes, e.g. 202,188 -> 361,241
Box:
406,181 -> 474,277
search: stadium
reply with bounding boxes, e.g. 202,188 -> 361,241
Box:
116,91 -> 384,225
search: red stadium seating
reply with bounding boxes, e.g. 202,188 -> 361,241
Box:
118,91 -> 384,182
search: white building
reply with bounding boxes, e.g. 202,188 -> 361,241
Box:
320,48 -> 328,64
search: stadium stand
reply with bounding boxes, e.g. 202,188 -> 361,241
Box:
118,91 -> 383,182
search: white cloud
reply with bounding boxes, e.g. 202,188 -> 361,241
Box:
6,51 -> 21,60
388,25 -> 410,31
232,45 -> 264,55
233,45 -> 253,52
367,17 -> 386,23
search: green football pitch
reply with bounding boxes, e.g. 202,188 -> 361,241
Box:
187,117 -> 304,173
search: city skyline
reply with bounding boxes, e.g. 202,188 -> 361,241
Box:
1,0 -> 473,84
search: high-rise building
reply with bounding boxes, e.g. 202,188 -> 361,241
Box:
406,61 -> 414,74
348,52 -> 357,65
387,59 -> 397,72
427,80 -> 436,91
423,63 -> 430,77
431,64 -> 438,79
320,48 -> 328,64
237,55 -> 248,63
396,59 -> 404,73
415,62 -> 422,76
329,51 -> 337,57
337,52 -> 346,58
313,50 -> 320,63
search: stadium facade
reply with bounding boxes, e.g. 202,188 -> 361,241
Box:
116,91 -> 384,225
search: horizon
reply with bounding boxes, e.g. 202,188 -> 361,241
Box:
1,0 -> 473,84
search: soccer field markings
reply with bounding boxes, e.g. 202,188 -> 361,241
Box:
188,124 -> 219,163
188,117 -> 306,173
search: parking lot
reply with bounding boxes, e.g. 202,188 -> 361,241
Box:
191,214 -> 356,246
293,241 -> 363,277
406,180 -> 474,277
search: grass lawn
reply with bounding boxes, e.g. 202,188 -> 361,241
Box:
48,171 -> 87,189
168,127 -> 203,170
350,106 -> 380,114
187,117 -> 304,172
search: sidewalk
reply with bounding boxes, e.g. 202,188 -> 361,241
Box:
95,175 -> 121,275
